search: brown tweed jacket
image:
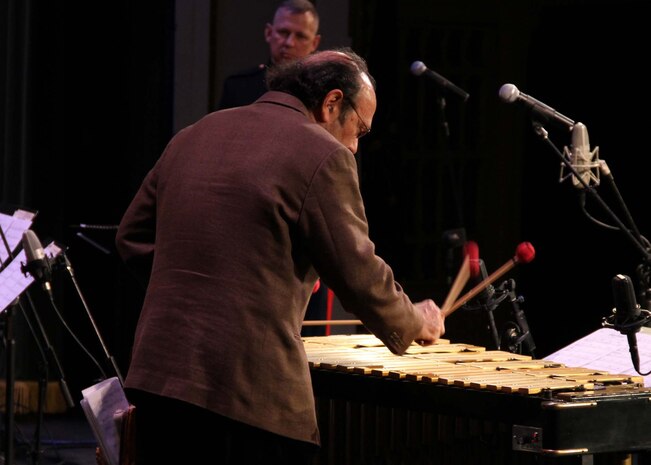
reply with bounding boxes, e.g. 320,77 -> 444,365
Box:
115,91 -> 424,445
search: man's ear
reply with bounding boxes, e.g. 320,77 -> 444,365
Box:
317,89 -> 344,122
264,23 -> 273,43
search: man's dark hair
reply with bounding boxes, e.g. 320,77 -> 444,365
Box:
275,0 -> 319,23
266,47 -> 376,113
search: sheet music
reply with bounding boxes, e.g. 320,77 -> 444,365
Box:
546,326 -> 651,387
0,241 -> 62,313
81,376 -> 130,465
0,209 -> 35,264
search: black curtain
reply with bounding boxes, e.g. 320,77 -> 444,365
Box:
1,1 -> 66,385
1,1 -> 175,398
1,1 -> 64,212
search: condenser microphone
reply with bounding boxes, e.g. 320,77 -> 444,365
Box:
611,274 -> 642,371
410,60 -> 469,101
498,83 -> 575,131
564,122 -> 600,188
21,230 -> 53,294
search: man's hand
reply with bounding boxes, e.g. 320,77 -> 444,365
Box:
413,299 -> 445,346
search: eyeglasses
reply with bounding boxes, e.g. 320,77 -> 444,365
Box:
349,102 -> 371,139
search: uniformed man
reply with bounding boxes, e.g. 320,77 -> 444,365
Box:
217,0 -> 321,110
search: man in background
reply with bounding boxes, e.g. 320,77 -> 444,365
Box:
216,0 -> 321,110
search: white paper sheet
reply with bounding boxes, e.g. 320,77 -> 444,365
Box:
80,377 -> 129,465
546,326 -> 651,386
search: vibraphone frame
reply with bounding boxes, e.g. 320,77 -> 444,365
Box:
305,335 -> 651,465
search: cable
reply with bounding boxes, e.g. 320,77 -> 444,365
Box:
45,290 -> 107,382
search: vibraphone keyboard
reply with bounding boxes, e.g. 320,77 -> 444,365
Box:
304,334 -> 651,465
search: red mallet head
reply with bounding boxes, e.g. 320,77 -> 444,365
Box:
464,240 -> 480,278
515,242 -> 535,264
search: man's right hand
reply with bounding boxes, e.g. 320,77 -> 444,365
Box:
413,299 -> 445,346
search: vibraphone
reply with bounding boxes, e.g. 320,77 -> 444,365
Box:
304,334 -> 651,465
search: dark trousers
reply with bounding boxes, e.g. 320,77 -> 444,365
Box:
127,389 -> 319,465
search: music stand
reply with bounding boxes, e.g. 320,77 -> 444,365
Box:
0,208 -> 35,464
0,241 -> 62,465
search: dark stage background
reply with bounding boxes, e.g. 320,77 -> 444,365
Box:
2,0 -> 650,398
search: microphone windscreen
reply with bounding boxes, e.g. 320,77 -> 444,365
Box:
410,60 -> 426,76
498,83 -> 519,103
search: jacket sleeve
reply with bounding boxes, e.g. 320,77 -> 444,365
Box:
115,162 -> 159,288
299,148 -> 424,355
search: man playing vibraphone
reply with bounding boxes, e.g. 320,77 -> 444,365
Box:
115,48 -> 446,465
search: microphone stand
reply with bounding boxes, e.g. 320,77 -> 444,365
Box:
426,75 -> 469,286
484,298 -> 501,351
593,161 -> 651,317
636,264 -> 651,325
21,289 -> 75,465
462,291 -> 502,350
532,123 -> 651,263
462,259 -> 509,350
598,161 -> 645,245
55,253 -> 124,385
437,95 -> 450,140
2,298 -> 18,465
501,279 -> 537,358
437,94 -> 466,230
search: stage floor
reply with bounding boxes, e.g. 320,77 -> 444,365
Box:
1,408 -> 96,465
